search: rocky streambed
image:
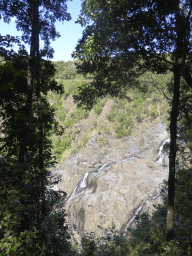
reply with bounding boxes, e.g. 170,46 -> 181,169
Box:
50,122 -> 170,248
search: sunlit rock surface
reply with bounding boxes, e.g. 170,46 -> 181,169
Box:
51,122 -> 169,246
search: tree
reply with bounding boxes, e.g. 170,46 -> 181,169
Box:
72,0 -> 192,241
0,53 -> 74,256
0,1 -> 75,254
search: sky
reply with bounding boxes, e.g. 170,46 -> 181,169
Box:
0,0 -> 85,62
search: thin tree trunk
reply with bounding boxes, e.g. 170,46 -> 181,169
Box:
30,0 -> 45,224
166,64 -> 180,241
18,0 -> 41,229
18,55 -> 33,165
30,0 -> 46,221
165,0 -> 189,241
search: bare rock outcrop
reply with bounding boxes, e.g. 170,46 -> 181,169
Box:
51,122 -> 170,247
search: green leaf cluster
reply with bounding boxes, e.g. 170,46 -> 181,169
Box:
64,108 -> 89,128
93,99 -> 106,115
0,56 -> 75,255
97,138 -> 109,147
53,136 -> 72,160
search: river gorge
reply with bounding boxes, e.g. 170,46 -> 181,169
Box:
50,121 -> 170,249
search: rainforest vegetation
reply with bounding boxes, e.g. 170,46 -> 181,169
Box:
0,0 -> 192,255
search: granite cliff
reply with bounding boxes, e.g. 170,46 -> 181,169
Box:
50,121 -> 170,248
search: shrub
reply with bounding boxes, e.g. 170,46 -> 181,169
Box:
107,112 -> 116,122
150,105 -> 158,120
118,99 -> 127,109
48,91 -> 53,100
64,108 -> 89,128
93,104 -> 103,115
115,124 -> 128,138
58,111 -> 66,122
93,120 -> 98,129
97,138 -> 109,147
57,101 -> 63,110
71,133 -> 76,141
93,100 -> 106,115
53,137 -> 71,160
82,134 -> 89,145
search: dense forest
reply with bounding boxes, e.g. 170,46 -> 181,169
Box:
0,0 -> 192,255
49,62 -> 172,163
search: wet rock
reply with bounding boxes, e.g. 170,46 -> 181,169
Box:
51,122 -> 169,246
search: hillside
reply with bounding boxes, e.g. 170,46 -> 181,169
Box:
48,60 -> 172,164
47,61 -> 192,254
47,61 -> 175,251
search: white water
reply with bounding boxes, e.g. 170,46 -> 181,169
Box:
123,193 -> 161,233
125,199 -> 146,230
123,137 -> 170,233
157,138 -> 170,163
65,172 -> 89,205
81,172 -> 89,188
65,156 -> 138,204
65,137 -> 170,232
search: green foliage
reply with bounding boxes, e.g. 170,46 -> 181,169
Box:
150,104 -> 159,121
81,232 -> 130,256
97,138 -> 109,147
107,112 -> 117,123
93,104 -> 103,115
82,133 -> 89,145
54,60 -> 77,80
52,65 -> 172,149
82,237 -> 97,256
64,107 -> 89,128
93,99 -> 106,115
0,55 -> 74,255
70,133 -> 76,141
132,103 -> 144,122
64,80 -> 84,99
53,136 -> 71,160
48,91 -> 53,100
93,120 -> 98,129
58,111 -> 66,122
115,124 -> 130,138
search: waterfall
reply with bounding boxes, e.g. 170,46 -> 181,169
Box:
123,138 -> 170,233
65,172 -> 89,205
65,155 -> 143,204
123,193 -> 160,233
157,138 -> 170,163
65,137 -> 170,233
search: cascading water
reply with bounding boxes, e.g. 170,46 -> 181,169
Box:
123,193 -> 161,233
65,172 -> 89,205
65,155 -> 143,204
123,137 -> 170,233
157,138 -> 170,163
64,137 -> 170,233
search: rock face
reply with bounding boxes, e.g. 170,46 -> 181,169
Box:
51,122 -> 170,246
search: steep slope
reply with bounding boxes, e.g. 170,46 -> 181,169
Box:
50,120 -> 170,249
48,61 -> 172,249
47,79 -> 170,164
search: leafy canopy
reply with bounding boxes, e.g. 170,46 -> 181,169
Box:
72,0 -> 192,107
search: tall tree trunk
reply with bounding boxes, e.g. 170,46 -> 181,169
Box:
166,64 -> 180,241
30,0 -> 42,172
30,0 -> 46,221
18,0 -> 41,229
166,0 -> 185,240
30,0 -> 45,224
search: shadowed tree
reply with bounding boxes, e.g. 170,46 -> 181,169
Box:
0,1 -> 76,255
72,0 -> 192,241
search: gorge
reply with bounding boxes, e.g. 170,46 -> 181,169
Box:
50,121 -> 170,248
